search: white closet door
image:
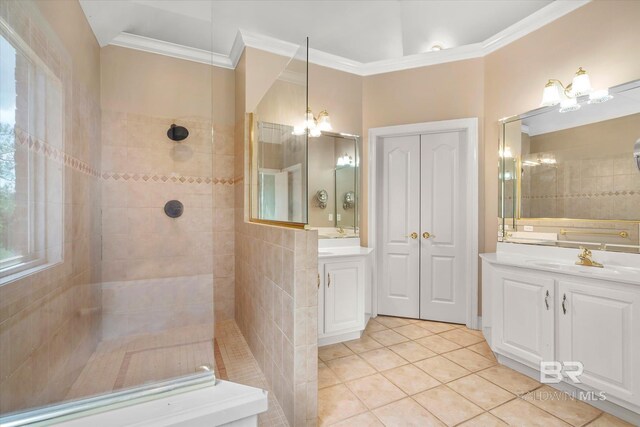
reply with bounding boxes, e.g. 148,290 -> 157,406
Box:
378,135 -> 421,318
419,131 -> 467,323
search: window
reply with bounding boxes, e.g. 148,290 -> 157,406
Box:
0,27 -> 63,282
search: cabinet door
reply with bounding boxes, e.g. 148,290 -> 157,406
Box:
493,269 -> 554,367
558,280 -> 640,406
324,260 -> 365,334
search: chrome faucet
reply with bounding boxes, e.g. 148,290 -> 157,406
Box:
576,247 -> 603,268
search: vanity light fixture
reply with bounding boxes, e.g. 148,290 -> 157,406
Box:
541,67 -> 612,112
292,108 -> 332,137
317,110 -> 332,131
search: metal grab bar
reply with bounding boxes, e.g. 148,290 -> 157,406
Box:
560,229 -> 629,238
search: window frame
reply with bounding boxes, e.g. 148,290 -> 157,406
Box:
0,19 -> 63,284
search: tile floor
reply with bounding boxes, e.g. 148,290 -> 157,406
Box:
67,323 -> 216,400
318,316 -> 634,427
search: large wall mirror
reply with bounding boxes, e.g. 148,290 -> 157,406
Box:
308,132 -> 359,238
500,79 -> 640,253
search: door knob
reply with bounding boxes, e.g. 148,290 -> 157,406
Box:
423,232 -> 435,239
406,232 -> 418,239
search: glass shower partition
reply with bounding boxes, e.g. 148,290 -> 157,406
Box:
250,39 -> 309,227
0,0 -> 217,424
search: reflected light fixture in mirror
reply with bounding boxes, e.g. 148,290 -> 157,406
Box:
540,67 -> 612,112
292,108 -> 331,137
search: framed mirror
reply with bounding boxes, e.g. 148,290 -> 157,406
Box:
308,132 -> 359,238
499,79 -> 640,252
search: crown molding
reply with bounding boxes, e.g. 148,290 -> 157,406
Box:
107,0 -> 591,76
111,32 -> 234,69
480,0 -> 590,54
239,29 -> 301,61
359,43 -> 484,76
308,48 -> 362,75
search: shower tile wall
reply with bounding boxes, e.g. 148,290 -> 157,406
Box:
522,154 -> 640,220
235,223 -> 319,426
99,45 -> 238,345
99,112 -> 216,338
0,0 -> 102,414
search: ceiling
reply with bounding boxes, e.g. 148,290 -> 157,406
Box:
79,0 -> 554,64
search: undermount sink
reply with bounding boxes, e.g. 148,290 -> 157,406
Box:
527,260 -> 563,269
318,251 -> 335,256
525,259 -> 627,276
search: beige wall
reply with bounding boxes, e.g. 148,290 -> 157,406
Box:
529,113 -> 640,155
0,0 -> 102,413
362,58 -> 486,246
484,0 -> 640,253
309,63 -> 363,136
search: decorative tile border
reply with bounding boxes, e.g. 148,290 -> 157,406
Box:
15,127 -> 236,185
523,190 -> 638,200
15,127 -> 101,178
101,172 -> 236,185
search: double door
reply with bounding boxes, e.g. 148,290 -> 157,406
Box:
378,131 -> 468,323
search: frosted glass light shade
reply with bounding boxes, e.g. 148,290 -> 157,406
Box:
317,111 -> 332,131
571,69 -> 592,96
559,97 -> 580,113
588,89 -> 613,104
541,82 -> 561,106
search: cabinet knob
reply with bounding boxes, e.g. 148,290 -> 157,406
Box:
423,232 -> 435,239
406,232 -> 418,239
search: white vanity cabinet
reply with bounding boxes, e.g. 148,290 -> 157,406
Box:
492,268 -> 555,367
557,279 -> 640,407
317,245 -> 372,346
482,244 -> 640,421
321,260 -> 365,334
